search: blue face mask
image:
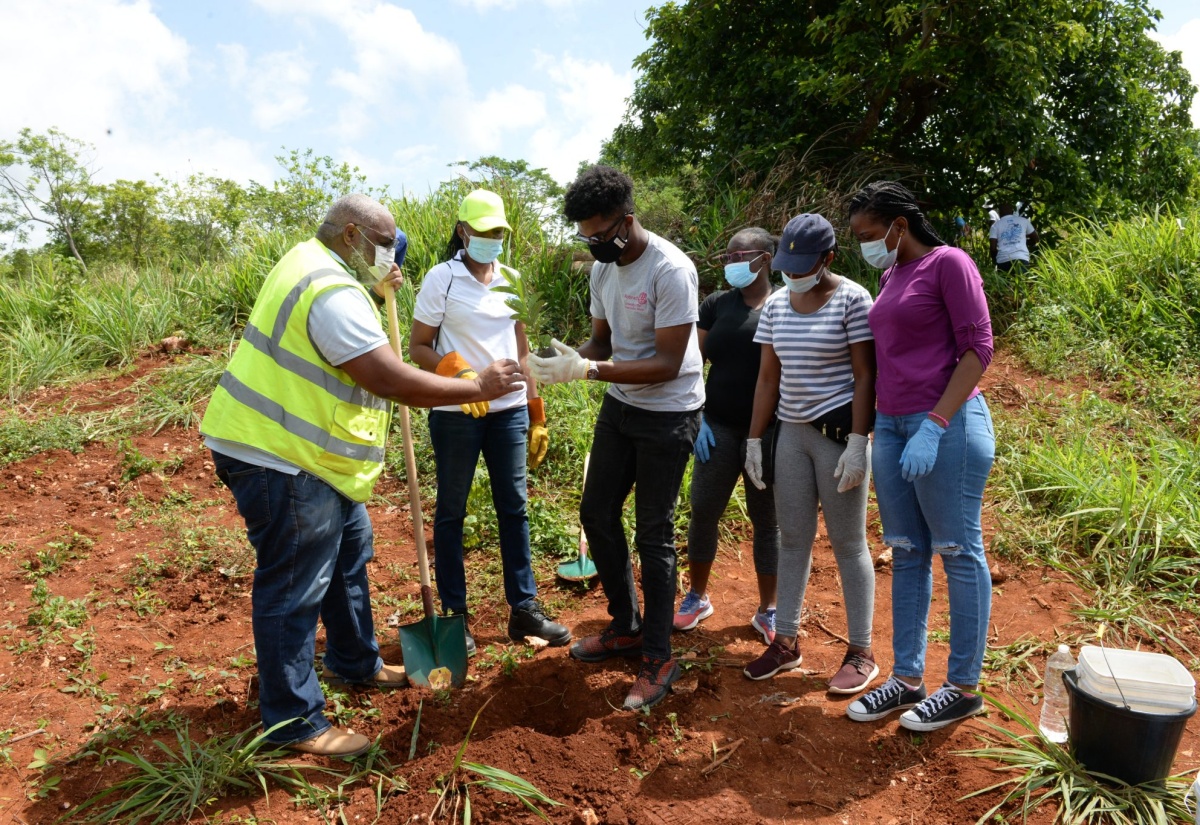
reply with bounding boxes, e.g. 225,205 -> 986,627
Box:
466,235 -> 504,264
724,261 -> 757,289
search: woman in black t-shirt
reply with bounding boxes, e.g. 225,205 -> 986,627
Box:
674,228 -> 781,643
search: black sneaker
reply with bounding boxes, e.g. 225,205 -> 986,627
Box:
447,610 -> 476,658
899,683 -> 983,731
846,675 -> 927,721
508,602 -> 571,647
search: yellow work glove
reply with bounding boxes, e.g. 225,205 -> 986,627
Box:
527,397 -> 549,469
436,351 -> 489,418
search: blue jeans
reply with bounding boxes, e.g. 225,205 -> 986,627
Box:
212,452 -> 383,745
428,405 -> 536,613
872,394 -> 995,686
580,395 -> 701,660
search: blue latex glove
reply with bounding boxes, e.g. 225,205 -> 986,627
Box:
899,418 -> 946,482
694,415 -> 715,463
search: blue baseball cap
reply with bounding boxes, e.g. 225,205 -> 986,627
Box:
772,213 -> 836,273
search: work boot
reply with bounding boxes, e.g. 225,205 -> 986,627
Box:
508,601 -> 571,646
448,610 -> 476,657
287,727 -> 370,758
322,663 -> 409,689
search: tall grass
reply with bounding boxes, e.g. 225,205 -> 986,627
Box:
1008,208 -> 1200,377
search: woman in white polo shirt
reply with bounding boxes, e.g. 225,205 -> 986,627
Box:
410,189 -> 569,655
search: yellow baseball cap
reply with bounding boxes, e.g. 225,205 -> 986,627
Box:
458,189 -> 511,232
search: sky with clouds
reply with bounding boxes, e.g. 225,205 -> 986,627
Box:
0,0 -> 1197,198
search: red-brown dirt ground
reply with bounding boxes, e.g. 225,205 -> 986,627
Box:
0,351 -> 1195,824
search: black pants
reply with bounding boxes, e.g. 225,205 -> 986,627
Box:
580,395 -> 700,660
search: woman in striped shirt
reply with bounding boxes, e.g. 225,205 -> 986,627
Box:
741,213 -> 880,695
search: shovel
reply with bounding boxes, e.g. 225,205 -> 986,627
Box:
556,452 -> 598,582
384,284 -> 468,689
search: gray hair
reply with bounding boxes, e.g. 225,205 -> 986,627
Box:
316,194 -> 391,243
729,226 -> 777,254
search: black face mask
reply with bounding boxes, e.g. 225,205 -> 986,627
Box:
588,224 -> 628,263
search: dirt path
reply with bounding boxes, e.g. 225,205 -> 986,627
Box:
0,351 -> 1195,824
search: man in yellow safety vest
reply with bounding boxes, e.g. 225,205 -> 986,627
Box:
201,194 -> 524,757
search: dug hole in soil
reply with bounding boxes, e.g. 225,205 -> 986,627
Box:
0,351 -> 1196,825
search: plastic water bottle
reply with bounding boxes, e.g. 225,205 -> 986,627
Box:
1038,644 -> 1075,743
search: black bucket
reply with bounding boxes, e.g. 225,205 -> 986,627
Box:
1064,669 -> 1197,785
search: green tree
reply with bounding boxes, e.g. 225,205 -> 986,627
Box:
606,0 -> 1199,223
451,156 -> 564,220
85,179 -> 167,267
160,173 -> 249,263
246,148 -> 376,230
0,127 -> 95,270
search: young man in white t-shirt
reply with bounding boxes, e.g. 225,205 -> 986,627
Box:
529,165 -> 703,711
989,204 -> 1038,271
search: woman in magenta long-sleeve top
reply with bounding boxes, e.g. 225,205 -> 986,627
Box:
843,182 -> 996,733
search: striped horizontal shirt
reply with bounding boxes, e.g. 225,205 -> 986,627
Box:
753,278 -> 874,423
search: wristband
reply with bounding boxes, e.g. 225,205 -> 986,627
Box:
927,411 -> 949,428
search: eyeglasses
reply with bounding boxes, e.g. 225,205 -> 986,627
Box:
350,224 -> 399,250
574,213 -> 630,245
716,250 -> 768,266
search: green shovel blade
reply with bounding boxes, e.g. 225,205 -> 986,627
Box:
398,612 -> 468,688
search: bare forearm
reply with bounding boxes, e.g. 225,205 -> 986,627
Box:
593,354 -> 682,385
576,336 -> 612,362
409,343 -> 441,373
748,377 -> 780,439
366,363 -> 490,408
852,379 -> 876,436
932,350 -> 985,422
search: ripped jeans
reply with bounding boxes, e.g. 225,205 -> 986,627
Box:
872,395 -> 995,686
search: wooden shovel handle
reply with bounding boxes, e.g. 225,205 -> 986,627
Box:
384,285 -> 436,618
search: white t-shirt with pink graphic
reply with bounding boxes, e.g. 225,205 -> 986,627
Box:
589,232 -> 704,412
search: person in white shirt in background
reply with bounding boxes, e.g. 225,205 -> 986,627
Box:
989,204 -> 1039,271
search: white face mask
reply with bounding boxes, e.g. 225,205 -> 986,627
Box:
859,222 -> 898,269
369,242 -> 396,281
784,267 -> 822,293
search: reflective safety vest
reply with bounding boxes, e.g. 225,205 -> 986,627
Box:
201,238 -> 390,502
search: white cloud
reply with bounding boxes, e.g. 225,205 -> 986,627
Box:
527,53 -> 634,183
251,0 -> 467,141
452,0 -> 581,10
0,0 -> 188,143
218,44 -> 313,130
0,0 -> 269,187
460,85 -> 548,150
1149,17 -> 1200,126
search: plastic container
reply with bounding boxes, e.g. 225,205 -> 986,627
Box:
1064,669 -> 1196,785
1038,644 -> 1075,743
1076,645 -> 1195,714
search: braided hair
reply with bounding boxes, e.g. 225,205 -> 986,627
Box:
847,181 -> 945,248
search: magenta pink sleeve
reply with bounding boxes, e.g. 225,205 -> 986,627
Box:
940,249 -> 994,372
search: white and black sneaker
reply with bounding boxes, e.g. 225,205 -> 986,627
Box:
846,675 -> 927,721
898,683 -> 984,731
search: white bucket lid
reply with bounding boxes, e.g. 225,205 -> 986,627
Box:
1076,646 -> 1196,712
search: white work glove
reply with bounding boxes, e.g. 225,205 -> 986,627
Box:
528,338 -> 588,385
834,433 -> 869,493
744,437 -> 766,490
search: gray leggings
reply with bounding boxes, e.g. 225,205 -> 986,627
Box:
773,421 -> 874,648
686,417 -> 779,576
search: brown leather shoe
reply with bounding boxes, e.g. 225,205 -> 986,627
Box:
287,727 -> 370,757
323,663 -> 409,689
